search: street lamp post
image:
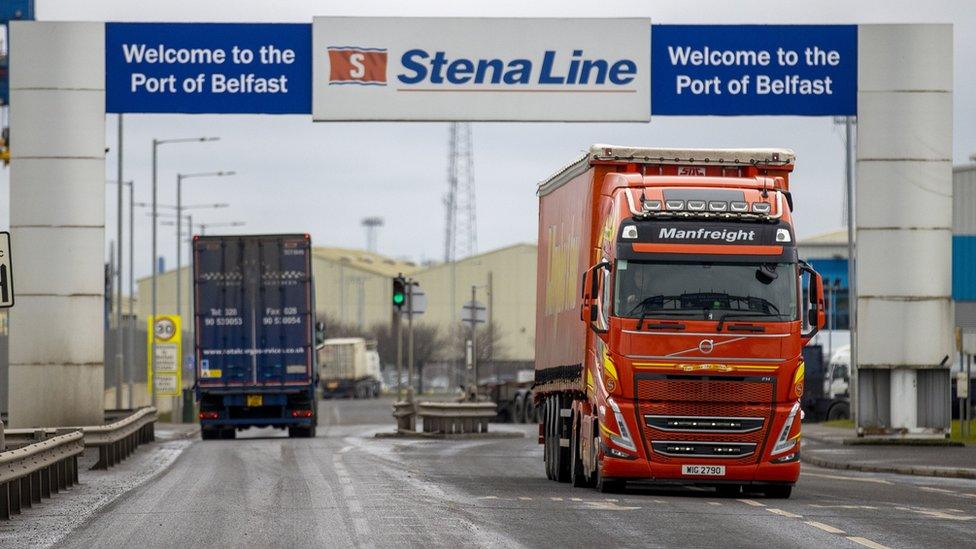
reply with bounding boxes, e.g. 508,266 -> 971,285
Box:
175,171 -> 234,323
150,136 -> 218,407
107,178 -> 134,408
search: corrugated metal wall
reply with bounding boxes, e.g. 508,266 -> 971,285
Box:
954,165 -> 976,311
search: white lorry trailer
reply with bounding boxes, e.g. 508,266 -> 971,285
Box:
318,338 -> 382,399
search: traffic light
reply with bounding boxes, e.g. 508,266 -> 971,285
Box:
392,275 -> 406,310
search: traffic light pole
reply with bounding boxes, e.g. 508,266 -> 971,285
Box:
395,309 -> 403,401
407,281 -> 415,399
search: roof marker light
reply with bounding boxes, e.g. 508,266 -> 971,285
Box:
708,201 -> 728,212
752,202 -> 772,214
730,201 -> 749,212
642,199 -> 662,211
687,200 -> 706,211
665,200 -> 685,211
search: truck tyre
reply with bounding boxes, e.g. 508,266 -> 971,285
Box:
543,397 -> 554,480
525,395 -> 535,424
762,485 -> 793,499
594,462 -> 623,494
513,394 -> 526,424
715,485 -> 741,497
570,413 -> 592,487
553,395 -> 572,483
827,402 -> 850,421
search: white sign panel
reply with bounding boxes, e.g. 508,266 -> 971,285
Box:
312,17 -> 651,121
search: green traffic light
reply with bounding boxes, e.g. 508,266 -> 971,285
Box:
393,293 -> 405,305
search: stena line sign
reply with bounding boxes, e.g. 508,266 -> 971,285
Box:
312,17 -> 651,121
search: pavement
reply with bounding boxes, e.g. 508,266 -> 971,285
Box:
33,398 -> 976,548
802,423 -> 976,480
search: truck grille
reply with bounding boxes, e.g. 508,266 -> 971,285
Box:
645,415 -> 764,433
651,441 -> 757,458
636,373 -> 775,465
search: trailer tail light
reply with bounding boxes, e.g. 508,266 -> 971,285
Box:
199,411 -> 219,420
291,409 -> 314,418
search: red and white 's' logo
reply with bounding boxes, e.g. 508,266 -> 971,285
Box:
328,47 -> 387,86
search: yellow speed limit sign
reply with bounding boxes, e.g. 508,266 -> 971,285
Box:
148,315 -> 182,397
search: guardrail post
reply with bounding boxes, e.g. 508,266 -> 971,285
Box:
30,471 -> 41,503
8,479 -> 20,514
49,463 -> 59,494
59,459 -> 68,490
19,476 -> 31,508
0,482 -> 9,520
71,455 -> 79,484
40,467 -> 50,498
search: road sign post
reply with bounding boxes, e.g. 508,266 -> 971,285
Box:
148,315 -> 182,406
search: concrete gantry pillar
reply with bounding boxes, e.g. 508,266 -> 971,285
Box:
855,24 -> 953,435
8,22 -> 105,427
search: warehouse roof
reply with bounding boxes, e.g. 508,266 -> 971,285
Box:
313,246 -> 421,278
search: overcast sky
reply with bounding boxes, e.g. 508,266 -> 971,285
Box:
3,0 -> 974,289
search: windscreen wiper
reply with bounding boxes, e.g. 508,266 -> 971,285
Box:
636,308 -> 697,330
715,311 -> 781,332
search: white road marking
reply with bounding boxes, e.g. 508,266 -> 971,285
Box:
707,501 -> 722,506
738,499 -> 765,507
478,496 -> 498,500
581,501 -> 641,511
801,472 -> 892,485
805,521 -> 845,534
809,504 -> 878,510
570,497 -> 583,502
550,497 -> 563,501
767,508 -> 802,518
847,536 -> 891,549
919,486 -> 956,494
518,496 -> 532,501
338,445 -> 353,454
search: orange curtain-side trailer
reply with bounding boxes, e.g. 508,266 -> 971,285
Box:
535,164 -> 613,395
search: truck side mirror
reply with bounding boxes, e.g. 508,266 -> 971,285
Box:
800,264 -> 825,342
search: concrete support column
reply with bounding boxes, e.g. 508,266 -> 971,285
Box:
8,22 -> 105,427
856,24 -> 953,435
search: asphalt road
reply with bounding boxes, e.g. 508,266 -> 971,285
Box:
57,398 -> 976,548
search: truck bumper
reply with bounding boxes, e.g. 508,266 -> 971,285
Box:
198,387 -> 316,430
601,456 -> 800,485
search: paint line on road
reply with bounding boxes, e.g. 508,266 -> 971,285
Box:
804,521 -> 845,534
518,496 -> 532,501
738,499 -> 765,507
801,472 -> 892,485
707,501 -> 722,506
847,536 -> 891,549
767,508 -> 802,518
919,486 -> 956,494
478,496 -> 498,500
550,497 -> 563,501
809,504 -> 878,510
338,445 -> 353,454
570,497 -> 583,502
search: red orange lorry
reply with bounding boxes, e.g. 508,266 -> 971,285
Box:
535,145 -> 824,497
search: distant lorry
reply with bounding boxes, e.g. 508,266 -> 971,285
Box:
481,370 -> 538,423
194,234 -> 320,439
801,344 -> 850,422
318,337 -> 382,399
535,145 -> 825,497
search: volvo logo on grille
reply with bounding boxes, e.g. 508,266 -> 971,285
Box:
698,339 -> 714,354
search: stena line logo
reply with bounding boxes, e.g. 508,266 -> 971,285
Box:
328,46 -> 639,91
396,49 -> 637,89
328,46 -> 388,86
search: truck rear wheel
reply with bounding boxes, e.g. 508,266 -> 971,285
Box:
827,402 -> 850,421
549,395 -> 571,483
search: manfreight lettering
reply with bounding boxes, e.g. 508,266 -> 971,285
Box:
658,227 -> 757,243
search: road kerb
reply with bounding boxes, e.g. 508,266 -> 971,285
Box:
801,453 -> 976,480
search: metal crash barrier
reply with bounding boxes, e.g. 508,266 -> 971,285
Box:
4,407 -> 158,470
0,430 -> 84,520
417,402 -> 498,435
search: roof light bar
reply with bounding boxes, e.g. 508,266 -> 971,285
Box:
730,201 -> 749,212
665,200 -> 685,211
752,202 -> 772,214
708,201 -> 728,212
687,200 -> 706,211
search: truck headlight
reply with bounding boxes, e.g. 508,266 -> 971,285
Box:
600,397 -> 637,454
771,401 -> 801,455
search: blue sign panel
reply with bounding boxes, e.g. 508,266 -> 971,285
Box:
651,25 -> 857,116
106,23 -> 311,114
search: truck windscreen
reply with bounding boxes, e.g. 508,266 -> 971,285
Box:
613,261 -> 797,321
